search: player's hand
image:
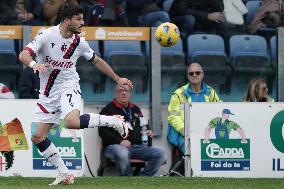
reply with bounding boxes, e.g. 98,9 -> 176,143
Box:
116,77 -> 133,89
147,130 -> 154,138
32,63 -> 47,74
207,12 -> 225,23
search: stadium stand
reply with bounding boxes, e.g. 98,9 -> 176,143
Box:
0,39 -> 22,92
77,40 -> 106,102
103,40 -> 148,102
229,34 -> 273,100
160,39 -> 186,102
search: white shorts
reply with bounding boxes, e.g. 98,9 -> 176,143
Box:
33,86 -> 82,125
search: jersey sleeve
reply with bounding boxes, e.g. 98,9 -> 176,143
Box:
227,121 -> 240,130
208,117 -> 220,128
25,30 -> 48,56
80,40 -> 96,62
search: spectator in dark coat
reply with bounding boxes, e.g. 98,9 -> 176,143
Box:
18,67 -> 40,99
169,0 -> 228,48
126,0 -> 169,26
15,0 -> 44,25
0,0 -> 20,25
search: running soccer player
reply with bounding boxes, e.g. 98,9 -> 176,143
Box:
18,4 -> 132,185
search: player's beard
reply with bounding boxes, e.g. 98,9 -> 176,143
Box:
70,25 -> 82,35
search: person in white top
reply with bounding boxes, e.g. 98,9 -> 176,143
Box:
19,4 -> 132,186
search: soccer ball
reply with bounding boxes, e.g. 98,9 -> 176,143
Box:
155,22 -> 180,47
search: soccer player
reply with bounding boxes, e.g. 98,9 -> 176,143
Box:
18,4 -> 132,185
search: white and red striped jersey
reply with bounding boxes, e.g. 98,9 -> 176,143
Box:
25,25 -> 95,103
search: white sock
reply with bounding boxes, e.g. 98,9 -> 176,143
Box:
88,113 -> 116,128
42,142 -> 68,174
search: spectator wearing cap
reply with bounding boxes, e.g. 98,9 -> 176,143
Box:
204,108 -> 247,143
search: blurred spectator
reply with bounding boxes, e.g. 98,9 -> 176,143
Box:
18,67 -> 40,99
80,0 -> 128,26
44,0 -> 78,25
99,84 -> 166,176
0,0 -> 20,25
248,0 -> 284,34
167,62 -> 221,175
126,0 -> 170,26
169,0 -> 228,47
243,78 -> 274,102
0,83 -> 15,99
15,0 -> 44,26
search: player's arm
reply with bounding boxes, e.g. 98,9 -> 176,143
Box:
91,56 -> 133,88
19,30 -> 48,74
19,50 -> 46,73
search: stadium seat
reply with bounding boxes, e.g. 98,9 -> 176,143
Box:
76,40 -> 104,93
229,35 -> 273,100
0,39 -> 22,91
160,39 -> 186,102
103,40 -> 148,96
187,34 -> 231,95
229,35 -> 271,74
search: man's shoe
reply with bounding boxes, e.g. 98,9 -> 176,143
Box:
49,173 -> 75,185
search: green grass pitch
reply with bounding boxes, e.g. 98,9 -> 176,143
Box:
0,177 -> 284,189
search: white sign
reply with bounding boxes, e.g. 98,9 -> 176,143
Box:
185,102 -> 284,178
0,99 -> 84,177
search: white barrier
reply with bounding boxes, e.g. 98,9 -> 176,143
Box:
184,102 -> 284,178
0,99 -> 84,177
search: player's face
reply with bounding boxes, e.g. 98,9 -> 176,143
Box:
68,14 -> 84,34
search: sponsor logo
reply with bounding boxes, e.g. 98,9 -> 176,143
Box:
95,28 -> 106,39
201,139 -> 250,171
270,110 -> 284,153
0,29 -> 15,35
206,143 -> 244,159
15,138 -> 23,145
33,137 -> 82,170
107,30 -> 143,38
44,56 -> 73,68
270,111 -> 284,171
272,158 -> 284,171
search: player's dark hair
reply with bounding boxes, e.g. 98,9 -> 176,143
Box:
59,3 -> 84,22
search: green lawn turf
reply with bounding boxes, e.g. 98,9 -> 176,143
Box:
1,177 -> 284,189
